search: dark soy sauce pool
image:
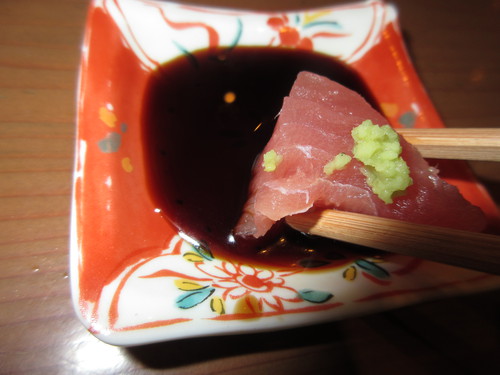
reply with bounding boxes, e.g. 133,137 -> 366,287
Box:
142,46 -> 378,268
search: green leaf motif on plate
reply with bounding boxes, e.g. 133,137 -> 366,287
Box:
355,259 -> 390,279
298,289 -> 333,304
98,132 -> 121,153
176,286 -> 215,309
193,243 -> 214,261
230,18 -> 243,48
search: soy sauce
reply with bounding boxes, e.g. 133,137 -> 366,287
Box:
142,47 -> 376,267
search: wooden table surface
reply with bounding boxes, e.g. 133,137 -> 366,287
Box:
1,0 -> 499,374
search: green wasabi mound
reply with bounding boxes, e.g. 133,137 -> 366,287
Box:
352,120 -> 413,204
262,149 -> 283,172
323,153 -> 352,175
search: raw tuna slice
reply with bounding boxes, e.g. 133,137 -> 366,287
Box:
235,71 -> 486,238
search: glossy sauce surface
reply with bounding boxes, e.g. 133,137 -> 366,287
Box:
142,46 -> 376,267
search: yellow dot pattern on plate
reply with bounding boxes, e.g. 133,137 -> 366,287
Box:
174,279 -> 204,291
210,297 -> 226,314
343,266 -> 357,281
304,10 -> 331,24
380,102 -> 398,118
121,157 -> 133,172
234,295 -> 261,315
99,106 -> 117,127
183,252 -> 205,262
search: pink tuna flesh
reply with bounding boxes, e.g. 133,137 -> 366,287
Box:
235,71 -> 486,238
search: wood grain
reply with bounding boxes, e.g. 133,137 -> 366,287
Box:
1,0 -> 499,374
397,128 -> 500,161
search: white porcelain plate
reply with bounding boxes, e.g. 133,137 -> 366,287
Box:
71,0 -> 500,346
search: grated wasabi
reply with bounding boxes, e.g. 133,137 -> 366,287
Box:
262,149 -> 283,172
323,153 -> 352,175
352,120 -> 413,204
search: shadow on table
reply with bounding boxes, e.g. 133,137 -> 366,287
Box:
125,319 -> 356,372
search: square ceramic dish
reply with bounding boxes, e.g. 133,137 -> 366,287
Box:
71,0 -> 500,346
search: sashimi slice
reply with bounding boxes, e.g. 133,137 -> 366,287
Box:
235,71 -> 486,238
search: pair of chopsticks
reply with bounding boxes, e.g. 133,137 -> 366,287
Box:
286,127 -> 500,275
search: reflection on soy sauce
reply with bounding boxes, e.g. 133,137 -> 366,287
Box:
142,46 -> 379,268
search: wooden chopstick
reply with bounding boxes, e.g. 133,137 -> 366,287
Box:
283,128 -> 500,273
396,128 -> 500,161
286,209 -> 500,275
